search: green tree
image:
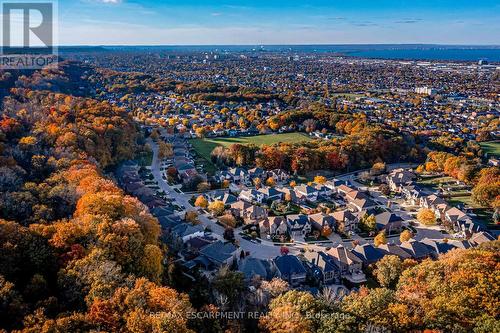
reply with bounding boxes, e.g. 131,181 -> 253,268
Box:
374,255 -> 403,288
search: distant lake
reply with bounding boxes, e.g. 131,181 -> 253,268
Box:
346,48 -> 500,62
62,44 -> 500,62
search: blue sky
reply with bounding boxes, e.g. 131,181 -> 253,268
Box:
54,0 -> 499,45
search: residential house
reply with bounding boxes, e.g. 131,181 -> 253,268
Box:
230,200 -> 252,217
274,254 -> 307,287
345,189 -> 369,202
469,231 -> 495,246
238,257 -> 276,281
304,251 -> 340,285
400,240 -> 433,260
308,212 -> 335,232
267,169 -> 290,182
336,184 -> 356,196
171,223 -> 205,243
375,212 -> 404,233
420,238 -> 457,258
378,243 -> 413,260
248,167 -> 265,178
401,185 -> 423,205
286,214 -> 312,237
276,187 -> 299,203
259,216 -> 288,237
314,184 -> 333,197
348,197 -> 378,212
228,167 -> 250,183
352,244 -> 386,266
198,241 -> 239,268
258,187 -> 284,202
294,184 -> 319,202
185,236 -> 215,255
326,245 -> 366,283
211,192 -> 238,205
239,189 -> 266,203
157,215 -> 181,230
242,205 -> 268,224
447,239 -> 472,249
151,206 -> 175,218
420,195 -> 449,219
324,179 -> 344,192
386,169 -> 416,192
331,210 -> 358,233
444,207 -> 472,229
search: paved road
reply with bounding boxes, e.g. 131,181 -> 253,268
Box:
149,141 -> 446,257
149,139 -> 286,260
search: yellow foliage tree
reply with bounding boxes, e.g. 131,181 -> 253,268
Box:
417,208 -> 436,226
399,229 -> 413,242
194,195 -> 208,209
374,231 -> 388,246
313,175 -> 327,184
208,200 -> 225,216
266,177 -> 276,187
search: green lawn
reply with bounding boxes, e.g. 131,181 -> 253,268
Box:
331,92 -> 365,100
135,151 -> 153,167
480,141 -> 500,158
190,132 -> 312,162
448,196 -> 475,208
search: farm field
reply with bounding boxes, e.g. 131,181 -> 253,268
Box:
480,141 -> 500,157
190,132 -> 312,162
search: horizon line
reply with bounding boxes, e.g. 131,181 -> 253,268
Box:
53,43 -> 500,48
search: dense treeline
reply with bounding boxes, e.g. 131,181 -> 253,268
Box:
211,126 -> 421,174
417,150 -> 500,209
0,83 -> 193,331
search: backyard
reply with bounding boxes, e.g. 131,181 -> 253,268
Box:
480,141 -> 500,158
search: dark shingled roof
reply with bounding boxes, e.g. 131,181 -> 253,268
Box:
274,255 -> 306,276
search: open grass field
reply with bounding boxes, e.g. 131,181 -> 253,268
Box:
480,141 -> 500,158
417,176 -> 456,187
190,132 -> 312,162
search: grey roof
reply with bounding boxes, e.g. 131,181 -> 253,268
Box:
151,206 -> 175,217
447,239 -> 472,249
375,212 -> 403,229
352,244 -> 386,264
274,255 -> 306,276
295,184 -> 317,195
287,214 -> 309,225
172,223 -> 204,238
421,238 -> 457,255
400,240 -> 433,259
229,167 -> 248,176
177,163 -> 196,171
199,241 -> 238,265
378,243 -> 413,259
185,236 -> 214,250
158,215 -> 181,229
327,245 -> 363,266
238,257 -> 274,280
469,231 -> 495,245
315,252 -> 339,273
258,187 -> 282,197
213,192 -> 237,204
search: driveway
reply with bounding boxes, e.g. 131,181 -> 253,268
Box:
149,139 -> 286,260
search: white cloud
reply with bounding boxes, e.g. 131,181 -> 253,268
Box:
57,17 -> 500,45
95,0 -> 122,4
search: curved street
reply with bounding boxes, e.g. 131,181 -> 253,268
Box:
149,138 -> 449,259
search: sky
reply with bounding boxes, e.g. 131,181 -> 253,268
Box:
20,0 -> 500,45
